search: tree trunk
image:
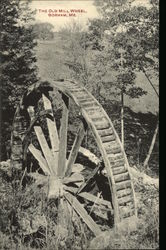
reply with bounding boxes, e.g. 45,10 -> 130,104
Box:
142,67 -> 159,98
121,90 -> 124,148
141,67 -> 159,168
143,121 -> 159,168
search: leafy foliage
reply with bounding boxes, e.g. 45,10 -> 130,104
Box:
0,0 -> 38,160
32,22 -> 54,40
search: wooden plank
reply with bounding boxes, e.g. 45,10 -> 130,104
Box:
112,166 -> 126,175
118,195 -> 133,205
27,106 -> 54,174
79,147 -> 101,165
116,180 -> 131,191
65,125 -> 86,176
34,126 -> 55,174
63,186 -> 78,193
97,128 -> 113,137
64,193 -> 102,236
117,188 -> 132,198
81,109 -> 121,225
42,94 -> 59,175
76,165 -> 101,194
101,135 -> 116,143
28,143 -> 50,175
57,94 -> 69,177
78,192 -> 113,210
23,109 -> 52,144
92,209 -> 108,220
114,172 -> 129,183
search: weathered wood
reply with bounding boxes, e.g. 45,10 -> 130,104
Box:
112,166 -> 126,175
57,94 -> 69,177
109,158 -> 125,166
78,192 -> 113,210
116,180 -> 131,191
107,153 -> 124,161
28,144 -> 50,175
76,95 -> 91,101
101,135 -> 116,143
114,172 -> 129,183
103,141 -> 120,151
65,125 -> 86,176
64,193 -> 102,236
82,102 -> 98,109
117,188 -> 132,198
118,195 -> 133,205
93,120 -> 110,130
97,128 -> 113,137
81,109 -> 120,225
76,165 -> 101,194
33,126 -> 55,174
11,80 -> 137,230
42,94 -> 59,175
23,109 -> 52,143
78,98 -> 93,104
79,147 -> 101,165
63,172 -> 84,186
27,106 -> 54,174
78,98 -> 96,107
63,186 -> 78,193
91,209 -> 108,220
105,146 -> 122,155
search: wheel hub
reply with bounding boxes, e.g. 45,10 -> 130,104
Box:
48,176 -> 64,199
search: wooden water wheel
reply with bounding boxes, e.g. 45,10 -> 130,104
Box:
10,80 -> 137,238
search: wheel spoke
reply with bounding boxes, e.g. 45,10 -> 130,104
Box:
33,126 -> 55,174
42,94 -> 59,175
23,109 -> 52,143
64,192 -> 102,236
28,143 -> 50,175
77,192 -> 112,210
27,106 -> 56,175
76,164 -> 102,194
65,124 -> 86,176
57,94 -> 69,177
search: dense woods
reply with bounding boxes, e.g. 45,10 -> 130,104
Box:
0,0 -> 159,249
0,0 -> 38,160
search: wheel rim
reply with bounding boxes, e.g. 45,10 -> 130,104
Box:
11,79 -> 137,237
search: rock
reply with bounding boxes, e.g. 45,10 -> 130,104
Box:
0,159 -> 12,176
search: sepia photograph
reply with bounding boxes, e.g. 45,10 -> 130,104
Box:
0,0 -> 159,249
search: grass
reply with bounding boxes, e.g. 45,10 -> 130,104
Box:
0,159 -> 159,250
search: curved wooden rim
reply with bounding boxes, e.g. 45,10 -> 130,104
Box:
11,79 -> 137,230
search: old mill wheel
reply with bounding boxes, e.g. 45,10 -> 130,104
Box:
10,80 -> 137,239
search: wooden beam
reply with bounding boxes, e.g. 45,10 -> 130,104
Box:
27,105 -> 56,175
42,94 -> 59,175
57,94 -> 69,177
23,109 -> 52,145
33,126 -> 55,174
79,147 -> 101,166
65,125 -> 86,176
64,192 -> 102,236
28,143 -> 50,175
77,192 -> 113,210
76,164 -> 101,194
